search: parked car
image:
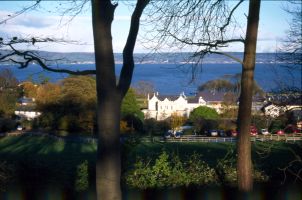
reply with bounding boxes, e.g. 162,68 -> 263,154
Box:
218,130 -> 227,137
275,129 -> 285,135
174,131 -> 182,138
164,130 -> 173,138
250,125 -> 258,136
284,124 -> 299,134
260,128 -> 270,135
17,125 -> 23,131
226,129 -> 237,137
209,130 -> 218,137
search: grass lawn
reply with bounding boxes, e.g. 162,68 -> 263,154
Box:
0,135 -> 302,199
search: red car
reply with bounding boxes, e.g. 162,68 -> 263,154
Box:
284,124 -> 300,134
227,129 -> 237,137
250,125 -> 258,136
275,130 -> 285,135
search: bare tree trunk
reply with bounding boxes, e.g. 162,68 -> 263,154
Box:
92,0 -> 122,199
91,0 -> 149,199
96,94 -> 122,200
237,0 -> 261,192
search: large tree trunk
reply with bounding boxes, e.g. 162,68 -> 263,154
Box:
237,0 -> 261,192
96,93 -> 122,200
91,0 -> 149,199
92,0 -> 122,199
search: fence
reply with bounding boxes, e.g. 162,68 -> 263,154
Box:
2,131 -> 302,144
156,134 -> 302,143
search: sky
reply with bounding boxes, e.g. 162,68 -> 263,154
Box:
0,0 -> 298,53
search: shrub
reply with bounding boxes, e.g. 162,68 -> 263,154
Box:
216,151 -> 268,186
75,160 -> 89,192
125,152 -> 217,189
0,118 -> 16,132
0,161 -> 15,192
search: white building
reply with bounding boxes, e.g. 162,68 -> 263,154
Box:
142,92 -> 225,120
14,110 -> 41,120
262,103 -> 281,118
14,97 -> 41,120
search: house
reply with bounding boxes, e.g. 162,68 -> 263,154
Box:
262,92 -> 302,118
262,103 -> 281,118
18,97 -> 36,105
142,91 -> 225,120
14,97 -> 41,120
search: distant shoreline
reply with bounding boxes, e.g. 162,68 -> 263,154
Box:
1,62 -> 300,95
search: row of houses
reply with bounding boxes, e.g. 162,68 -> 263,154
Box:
14,91 -> 301,122
142,91 -> 301,120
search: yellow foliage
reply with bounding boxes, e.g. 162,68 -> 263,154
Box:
36,83 -> 61,106
120,120 -> 130,134
21,81 -> 38,98
170,112 -> 186,131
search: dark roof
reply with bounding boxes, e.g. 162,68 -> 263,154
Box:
187,96 -> 199,103
268,93 -> 302,106
197,91 -> 225,102
18,97 -> 35,104
157,95 -> 181,101
16,105 -> 38,112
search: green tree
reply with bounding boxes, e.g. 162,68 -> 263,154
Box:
121,88 -> 143,120
0,69 -> 19,117
121,88 -> 144,133
189,106 -> 219,133
189,106 -> 219,122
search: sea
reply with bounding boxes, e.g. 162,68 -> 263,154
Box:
0,63 -> 301,95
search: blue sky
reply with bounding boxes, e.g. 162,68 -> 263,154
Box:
0,0 -> 298,53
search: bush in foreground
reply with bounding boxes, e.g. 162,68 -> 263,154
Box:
125,152 -> 217,189
125,151 -> 268,189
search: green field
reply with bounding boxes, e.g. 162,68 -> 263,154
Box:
0,135 -> 301,199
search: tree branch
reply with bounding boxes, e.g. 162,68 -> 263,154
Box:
0,38 -> 96,75
168,31 -> 245,47
220,0 -> 244,33
209,51 -> 243,64
0,0 -> 41,25
117,0 -> 150,97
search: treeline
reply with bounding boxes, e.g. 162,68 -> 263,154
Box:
0,69 -> 20,132
0,69 -> 146,135
22,75 -> 146,135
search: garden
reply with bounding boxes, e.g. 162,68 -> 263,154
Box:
1,135 -> 301,199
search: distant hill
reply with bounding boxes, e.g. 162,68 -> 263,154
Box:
0,50 -> 286,65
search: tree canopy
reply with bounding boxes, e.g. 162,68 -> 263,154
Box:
0,69 -> 20,117
198,74 -> 265,97
121,88 -> 143,120
189,106 -> 219,122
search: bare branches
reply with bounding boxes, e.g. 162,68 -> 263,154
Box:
144,0 -> 244,54
55,0 -> 90,27
0,0 -> 41,25
220,0 -> 244,35
141,0 -> 246,85
0,37 -> 96,75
